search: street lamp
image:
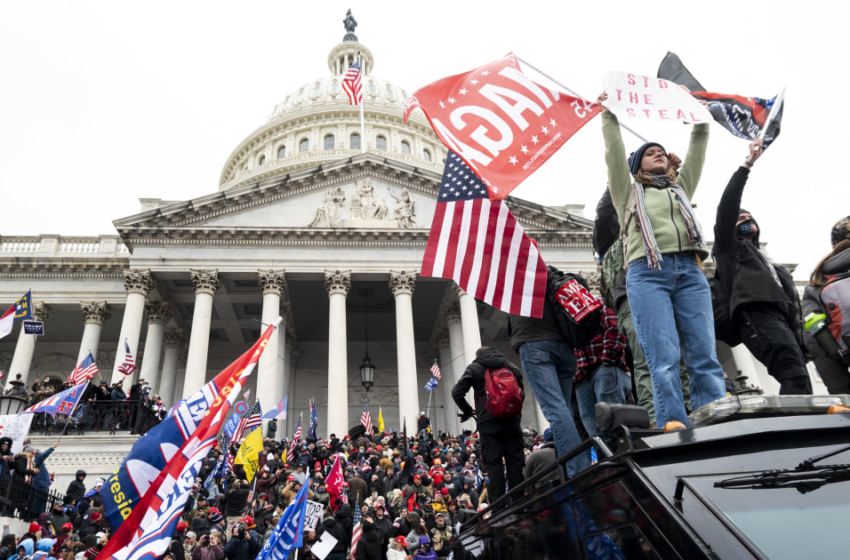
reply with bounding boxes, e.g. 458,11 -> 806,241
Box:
359,288 -> 375,392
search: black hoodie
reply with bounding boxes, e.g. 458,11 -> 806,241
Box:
317,517 -> 346,553
451,348 -> 524,427
354,520 -> 382,560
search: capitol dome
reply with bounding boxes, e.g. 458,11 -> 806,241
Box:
218,33 -> 445,191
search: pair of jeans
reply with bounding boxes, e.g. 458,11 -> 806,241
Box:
518,340 -> 591,476
574,365 -> 632,438
626,254 -> 726,427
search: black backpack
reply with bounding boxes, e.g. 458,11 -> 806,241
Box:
546,266 -> 603,348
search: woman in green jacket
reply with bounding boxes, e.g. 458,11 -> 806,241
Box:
598,91 -> 725,429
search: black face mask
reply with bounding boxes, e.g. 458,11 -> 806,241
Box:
737,219 -> 760,244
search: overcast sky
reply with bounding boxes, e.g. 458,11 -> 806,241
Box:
1,1 -> 846,280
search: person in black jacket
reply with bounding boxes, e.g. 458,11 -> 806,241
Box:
0,437 -> 14,495
354,518 -> 382,560
451,348 -> 525,506
316,515 -> 347,560
712,138 -> 812,394
66,470 -> 87,504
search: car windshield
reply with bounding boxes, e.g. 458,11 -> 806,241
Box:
691,472 -> 850,558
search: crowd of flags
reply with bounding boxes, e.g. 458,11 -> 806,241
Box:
424,359 -> 441,392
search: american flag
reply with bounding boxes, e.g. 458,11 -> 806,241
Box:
349,505 -> 362,560
360,401 -> 373,434
421,151 -> 548,319
231,401 -> 262,444
289,413 -> 302,461
430,360 -> 441,380
69,352 -> 99,385
117,339 -> 136,376
342,59 -> 362,106
308,398 -> 318,441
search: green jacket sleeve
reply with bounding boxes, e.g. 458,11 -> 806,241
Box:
601,110 -> 631,229
677,123 -> 710,198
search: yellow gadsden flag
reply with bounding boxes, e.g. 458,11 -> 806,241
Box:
378,407 -> 385,433
234,426 -> 263,482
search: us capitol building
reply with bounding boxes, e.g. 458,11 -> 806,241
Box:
0,15 -> 824,485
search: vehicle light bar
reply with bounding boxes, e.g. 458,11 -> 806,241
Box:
689,394 -> 850,427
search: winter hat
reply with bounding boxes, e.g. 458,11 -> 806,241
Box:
440,488 -> 449,495
29,522 -> 41,533
418,536 -> 430,547
832,216 -> 850,246
628,142 -> 665,176
175,521 -> 188,533
90,513 -> 102,522
84,547 -> 100,559
209,511 -> 224,524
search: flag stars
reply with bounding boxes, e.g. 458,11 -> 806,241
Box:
520,145 -> 529,154
550,118 -> 557,127
439,101 -> 446,109
509,155 -> 518,165
470,79 -> 479,85
459,88 -> 467,95
481,71 -> 490,76
541,126 -> 549,135
531,135 -> 539,144
448,97 -> 457,104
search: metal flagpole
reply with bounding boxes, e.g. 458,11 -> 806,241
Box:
358,52 -> 366,154
755,86 -> 785,150
426,390 -> 433,423
515,55 -> 649,143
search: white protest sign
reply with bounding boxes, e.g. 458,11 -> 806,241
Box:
303,499 -> 325,532
0,414 -> 34,453
309,531 -> 338,560
602,71 -> 711,124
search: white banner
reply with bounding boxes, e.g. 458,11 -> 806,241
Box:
0,414 -> 34,453
303,500 -> 325,532
602,71 -> 711,124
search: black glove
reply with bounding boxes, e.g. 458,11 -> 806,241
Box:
459,412 -> 473,423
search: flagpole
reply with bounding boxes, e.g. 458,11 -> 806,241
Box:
57,381 -> 88,444
756,85 -> 785,146
358,52 -> 365,154
515,55 -> 649,143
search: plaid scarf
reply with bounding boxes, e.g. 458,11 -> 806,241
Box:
633,175 -> 705,270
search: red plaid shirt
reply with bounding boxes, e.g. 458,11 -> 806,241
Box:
574,307 -> 629,382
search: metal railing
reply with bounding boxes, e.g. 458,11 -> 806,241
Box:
0,477 -> 65,522
29,400 -> 161,436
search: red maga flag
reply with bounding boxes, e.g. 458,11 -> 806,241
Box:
422,151 -> 547,318
404,53 -> 599,200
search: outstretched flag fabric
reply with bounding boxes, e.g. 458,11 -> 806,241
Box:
361,402 -> 373,434
326,454 -> 344,511
256,482 -> 310,560
421,151 -> 548,318
342,60 -> 363,106
234,427 -> 264,483
404,53 -> 599,200
69,353 -> 99,385
378,407 -> 385,433
96,320 -> 279,560
657,52 -> 784,147
424,377 -> 439,392
0,291 -> 33,340
308,398 -> 318,441
117,339 -> 136,376
430,360 -> 441,380
22,382 -> 88,416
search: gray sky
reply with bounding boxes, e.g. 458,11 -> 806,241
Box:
1,1 -> 846,280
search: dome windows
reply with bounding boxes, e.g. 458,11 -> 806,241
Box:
278,145 -> 286,159
350,133 -> 361,150
330,80 -> 340,94
324,134 -> 335,150
296,89 -> 305,102
258,155 -> 265,165
400,140 -> 410,154
376,135 -> 387,151
386,86 -> 395,99
368,81 -> 377,95
423,149 -> 432,162
312,83 -> 322,97
300,138 -> 310,152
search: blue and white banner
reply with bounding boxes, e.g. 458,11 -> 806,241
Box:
256,482 -> 309,560
22,382 -> 87,416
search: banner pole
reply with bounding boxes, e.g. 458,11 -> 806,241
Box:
358,52 -> 366,154
516,55 -> 649,143
756,86 -> 786,146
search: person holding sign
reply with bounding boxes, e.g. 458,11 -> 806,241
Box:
598,90 -> 725,429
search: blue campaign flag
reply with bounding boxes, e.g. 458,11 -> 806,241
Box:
424,377 -> 439,392
262,397 -> 286,420
223,411 -> 242,441
22,382 -> 88,416
256,482 -> 309,560
308,398 -> 318,440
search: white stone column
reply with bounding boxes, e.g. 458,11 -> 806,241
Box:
111,269 -> 153,384
182,269 -> 220,398
445,304 -> 474,430
159,329 -> 183,407
436,331 -> 459,435
139,302 -> 170,394
325,270 -> 351,438
455,285 -> 482,365
77,302 -> 111,365
258,270 -> 287,427
8,303 -> 51,388
391,271 -> 420,431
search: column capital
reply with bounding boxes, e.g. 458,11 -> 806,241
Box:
580,268 -> 602,296
80,301 -> 112,325
435,329 -> 450,347
123,269 -> 154,296
444,303 -> 461,325
190,269 -> 220,296
144,301 -> 172,325
324,270 -> 351,296
389,270 -> 417,297
163,329 -> 184,349
258,270 -> 287,295
33,302 -> 51,322
453,282 -> 467,298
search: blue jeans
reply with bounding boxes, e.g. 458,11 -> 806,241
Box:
518,340 -> 591,476
626,254 -> 726,427
575,365 -> 632,438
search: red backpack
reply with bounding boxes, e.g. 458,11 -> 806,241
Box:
483,368 -> 524,418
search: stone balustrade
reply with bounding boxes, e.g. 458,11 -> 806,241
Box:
0,235 -> 129,257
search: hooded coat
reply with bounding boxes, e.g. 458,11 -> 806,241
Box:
66,471 -> 87,505
451,349 -> 524,427
10,539 -> 34,560
354,520 -> 382,560
0,437 -> 14,488
316,517 -> 346,554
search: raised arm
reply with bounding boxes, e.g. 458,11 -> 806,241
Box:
676,123 -> 710,197
714,139 -> 763,255
598,92 -> 632,225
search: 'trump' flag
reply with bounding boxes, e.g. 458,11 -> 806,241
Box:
223,412 -> 242,442
657,52 -> 784,147
404,53 -> 599,200
69,353 -> 99,385
325,454 -> 344,511
424,377 -> 439,392
256,482 -> 310,560
361,401 -> 373,434
308,398 -> 318,441
96,320 -> 279,560
342,59 -> 363,106
22,382 -> 88,416
422,151 -> 548,318
0,291 -> 33,340
430,360 -> 441,380
117,339 -> 136,376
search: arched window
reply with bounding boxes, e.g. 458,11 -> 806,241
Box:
300,138 -> 309,152
350,133 -> 361,150
296,89 -> 305,102
258,155 -> 265,165
278,145 -> 286,159
400,141 -> 410,154
368,81 -> 377,95
386,86 -> 395,99
376,135 -> 387,151
324,135 -> 335,150
423,149 -> 431,162
312,83 -> 321,97
330,80 -> 339,94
